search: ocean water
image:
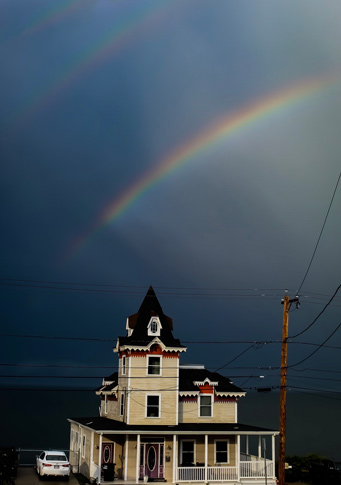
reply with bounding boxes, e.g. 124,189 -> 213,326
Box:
0,390 -> 339,462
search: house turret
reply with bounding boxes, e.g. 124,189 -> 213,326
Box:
98,286 -> 187,425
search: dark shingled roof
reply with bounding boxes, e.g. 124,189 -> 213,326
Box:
179,368 -> 244,394
68,416 -> 277,434
118,286 -> 185,348
104,372 -> 118,382
96,372 -> 118,392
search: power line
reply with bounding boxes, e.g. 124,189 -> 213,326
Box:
288,321 -> 341,368
287,384 -> 341,394
214,344 -> 262,371
0,282 -> 286,300
0,388 -> 95,392
0,278 -> 289,292
0,333 -> 281,344
289,283 -> 341,339
287,374 -> 341,383
289,341 -> 341,350
3,279 -> 339,302
1,332 -> 341,354
290,367 -> 341,374
297,170 -> 341,294
0,362 -> 114,369
287,388 -> 341,401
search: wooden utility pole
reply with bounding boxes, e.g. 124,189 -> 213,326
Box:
278,295 -> 289,485
278,295 -> 298,485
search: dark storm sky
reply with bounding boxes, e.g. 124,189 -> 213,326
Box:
0,0 -> 340,457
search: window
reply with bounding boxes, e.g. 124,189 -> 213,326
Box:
120,393 -> 125,417
199,395 -> 212,417
82,435 -> 86,458
148,356 -> 161,375
181,441 -> 195,466
46,454 -> 67,462
147,317 -> 161,337
150,320 -> 158,333
122,355 -> 126,375
215,440 -> 229,464
146,395 -> 160,417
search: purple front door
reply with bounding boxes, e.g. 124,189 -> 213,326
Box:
146,444 -> 158,479
140,443 -> 164,480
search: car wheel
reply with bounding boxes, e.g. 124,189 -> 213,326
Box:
64,476 -> 69,482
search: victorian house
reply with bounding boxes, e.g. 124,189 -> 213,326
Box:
68,287 -> 278,484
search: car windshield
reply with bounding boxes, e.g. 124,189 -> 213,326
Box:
46,455 -> 67,461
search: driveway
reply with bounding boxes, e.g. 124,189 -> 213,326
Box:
15,467 -> 79,485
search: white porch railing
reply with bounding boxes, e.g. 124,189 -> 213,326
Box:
240,460 -> 274,478
207,466 -> 238,481
177,466 -> 205,481
177,460 -> 273,482
177,466 -> 237,482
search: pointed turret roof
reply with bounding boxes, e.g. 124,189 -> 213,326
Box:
117,286 -> 185,349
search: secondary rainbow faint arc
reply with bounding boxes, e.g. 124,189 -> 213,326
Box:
66,74 -> 338,259
8,1 -> 172,131
22,0 -> 82,35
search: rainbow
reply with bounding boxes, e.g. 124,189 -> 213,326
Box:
22,0 -> 82,35
7,1 -> 172,131
65,73 -> 339,260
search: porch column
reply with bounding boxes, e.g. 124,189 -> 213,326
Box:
173,434 -> 177,483
245,435 -> 249,455
98,434 -> 103,485
204,435 -> 208,482
136,435 -> 140,483
125,435 -> 129,481
258,436 -> 262,458
90,432 -> 94,479
236,435 -> 240,482
272,434 -> 276,478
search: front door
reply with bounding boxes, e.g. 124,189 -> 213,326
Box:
101,443 -> 114,481
140,443 -> 164,480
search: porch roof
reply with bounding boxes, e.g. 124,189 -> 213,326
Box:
68,416 -> 278,435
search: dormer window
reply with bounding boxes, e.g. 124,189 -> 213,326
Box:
199,395 -> 213,417
147,317 -> 162,337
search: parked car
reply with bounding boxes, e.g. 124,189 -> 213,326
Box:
36,451 -> 70,481
0,447 -> 19,484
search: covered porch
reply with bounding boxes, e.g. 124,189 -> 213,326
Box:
104,429 -> 278,484
71,418 -> 278,484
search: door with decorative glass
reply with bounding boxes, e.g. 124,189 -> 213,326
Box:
140,441 -> 164,480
